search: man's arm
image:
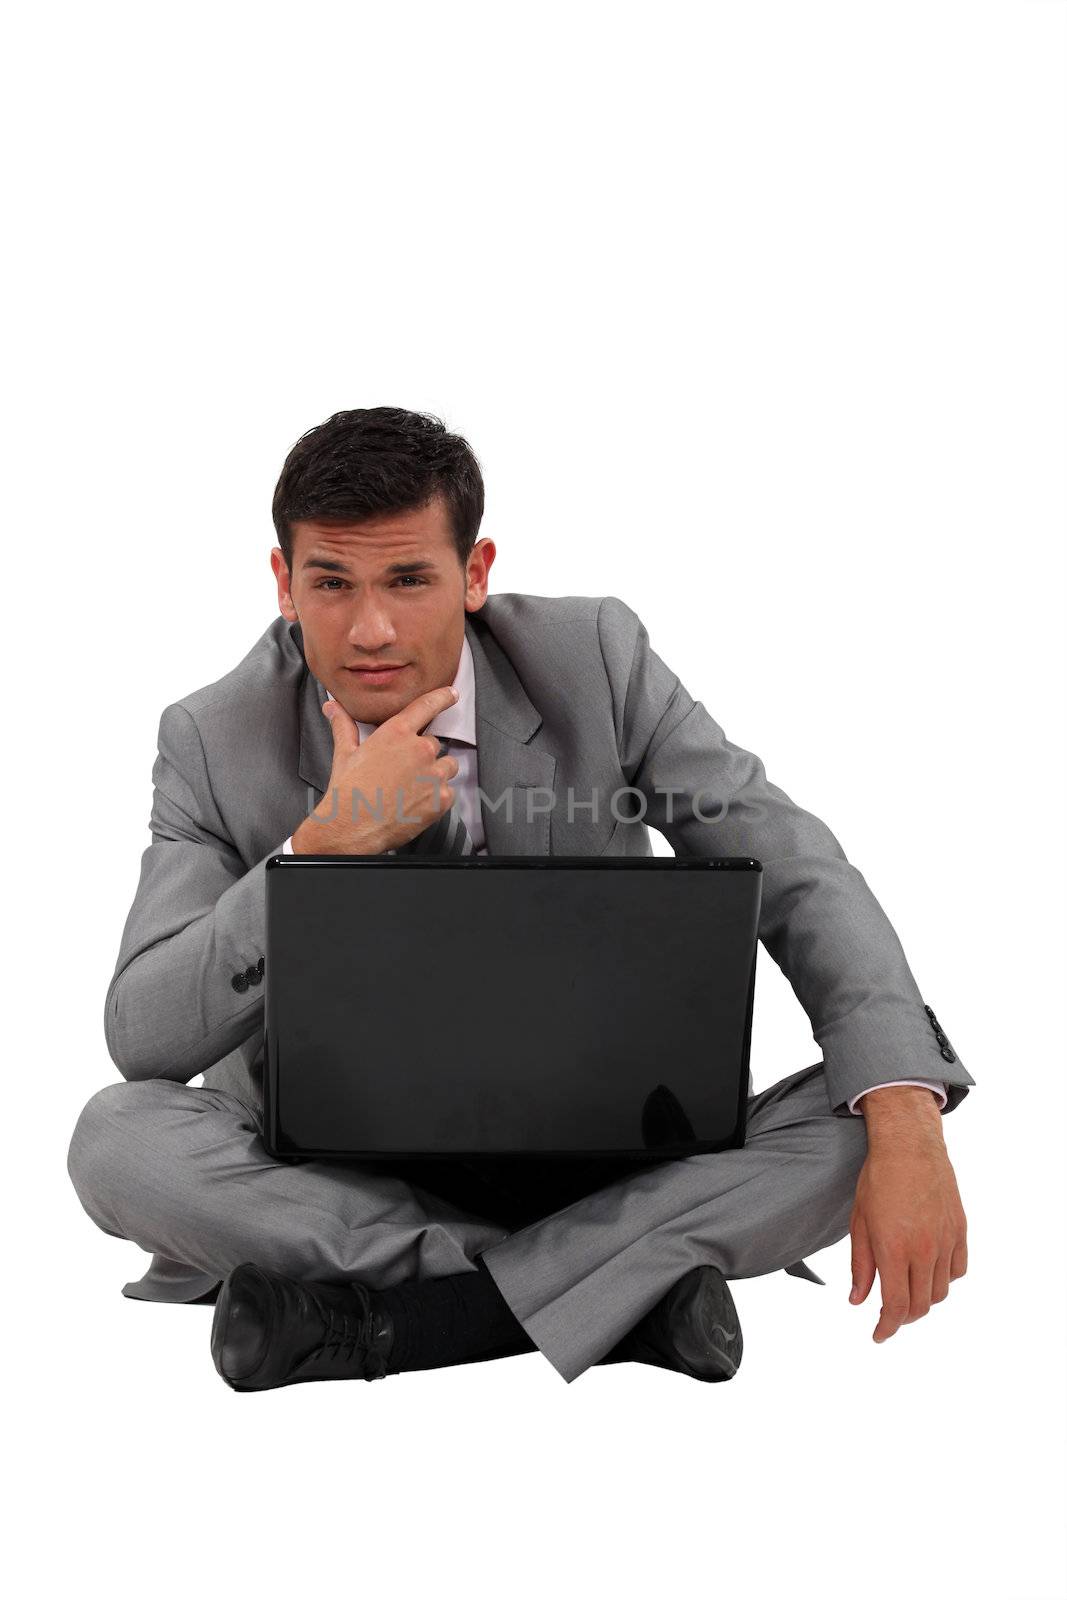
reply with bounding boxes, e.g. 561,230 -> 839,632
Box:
596,596 -> 975,1115
105,683 -> 460,1082
848,1083 -> 968,1340
104,702 -> 288,1083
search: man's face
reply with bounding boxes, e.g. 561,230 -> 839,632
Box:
272,494 -> 495,726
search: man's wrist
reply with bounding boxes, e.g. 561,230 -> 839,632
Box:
290,818 -> 314,856
859,1084 -> 946,1145
291,814 -> 382,856
291,816 -> 337,855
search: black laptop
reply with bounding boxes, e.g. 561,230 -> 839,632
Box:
262,855 -> 761,1163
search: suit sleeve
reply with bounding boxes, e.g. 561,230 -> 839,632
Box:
847,1079 -> 948,1113
596,597 -> 974,1117
103,702 -> 288,1083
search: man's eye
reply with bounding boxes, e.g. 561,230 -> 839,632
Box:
315,576 -> 425,591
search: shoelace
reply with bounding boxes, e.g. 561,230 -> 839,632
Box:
303,1286 -> 390,1381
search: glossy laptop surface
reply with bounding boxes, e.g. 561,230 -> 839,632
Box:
263,855 -> 761,1162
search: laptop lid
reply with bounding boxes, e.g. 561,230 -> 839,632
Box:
263,856 -> 761,1162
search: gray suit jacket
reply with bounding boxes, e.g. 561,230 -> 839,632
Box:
104,593 -> 974,1122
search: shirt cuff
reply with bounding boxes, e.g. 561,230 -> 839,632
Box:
847,1079 -> 949,1115
281,835 -> 294,855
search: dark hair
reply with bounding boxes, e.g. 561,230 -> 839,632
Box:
272,407 -> 484,572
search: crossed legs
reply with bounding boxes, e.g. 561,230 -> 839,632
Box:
67,1059 -> 867,1382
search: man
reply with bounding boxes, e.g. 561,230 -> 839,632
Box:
67,407 -> 973,1391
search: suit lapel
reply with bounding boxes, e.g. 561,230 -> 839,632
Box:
295,623 -> 334,800
465,614 -> 556,855
293,613 -> 556,856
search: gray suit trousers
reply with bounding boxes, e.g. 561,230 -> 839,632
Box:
67,1059 -> 868,1383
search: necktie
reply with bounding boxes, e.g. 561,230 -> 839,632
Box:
396,737 -> 475,856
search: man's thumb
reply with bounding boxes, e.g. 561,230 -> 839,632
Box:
849,1210 -> 875,1304
323,697 -> 360,749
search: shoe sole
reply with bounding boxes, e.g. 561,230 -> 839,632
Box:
663,1265 -> 743,1381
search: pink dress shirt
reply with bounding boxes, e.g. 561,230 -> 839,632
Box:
282,636 -> 946,1115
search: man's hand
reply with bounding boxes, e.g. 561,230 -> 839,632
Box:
848,1085 -> 968,1343
291,686 -> 461,856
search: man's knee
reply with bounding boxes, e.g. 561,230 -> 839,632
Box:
814,1090 -> 869,1174
66,1080 -> 159,1217
747,1070 -> 869,1230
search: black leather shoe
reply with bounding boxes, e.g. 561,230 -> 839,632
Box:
597,1265 -> 743,1381
210,1263 -> 395,1391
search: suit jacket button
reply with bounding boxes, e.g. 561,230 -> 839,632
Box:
231,972 -> 249,994
246,965 -> 262,986
257,956 -> 265,975
940,1046 -> 956,1062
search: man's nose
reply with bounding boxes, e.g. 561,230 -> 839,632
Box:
346,600 -> 398,649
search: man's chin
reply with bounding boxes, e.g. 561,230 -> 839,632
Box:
338,684 -> 416,726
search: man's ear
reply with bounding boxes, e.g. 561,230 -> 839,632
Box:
272,547 -> 299,622
464,537 -> 496,611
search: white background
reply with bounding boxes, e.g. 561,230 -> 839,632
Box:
3,3 -> 1064,1596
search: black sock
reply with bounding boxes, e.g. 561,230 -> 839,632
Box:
371,1257 -> 535,1374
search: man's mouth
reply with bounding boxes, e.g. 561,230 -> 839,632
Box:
344,663 -> 408,683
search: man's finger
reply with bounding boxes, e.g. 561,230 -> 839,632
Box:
905,1256 -> 934,1324
322,696 -> 360,751
850,1210 -> 876,1304
931,1255 -> 951,1305
949,1238 -> 968,1280
389,685 -> 459,734
873,1250 -> 910,1342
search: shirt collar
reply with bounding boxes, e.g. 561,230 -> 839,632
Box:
325,633 -> 477,747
